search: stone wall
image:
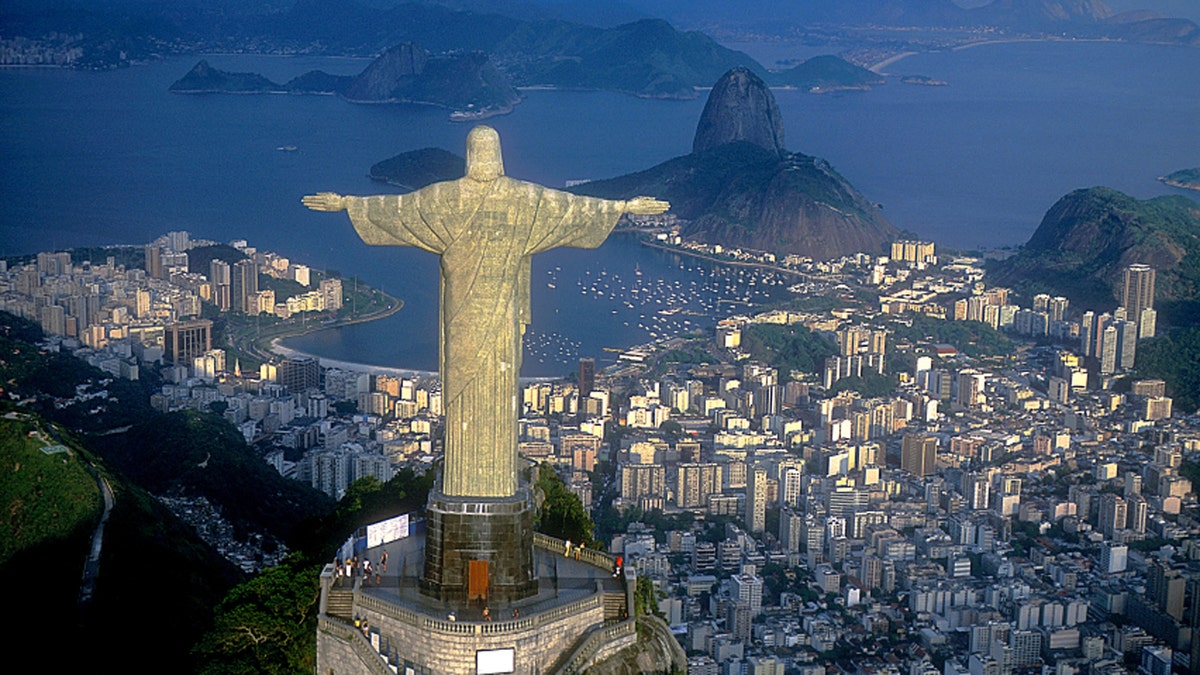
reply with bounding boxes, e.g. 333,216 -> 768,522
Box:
317,589 -> 611,674
316,616 -> 396,675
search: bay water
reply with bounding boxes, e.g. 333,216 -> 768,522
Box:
1,41 -> 1196,375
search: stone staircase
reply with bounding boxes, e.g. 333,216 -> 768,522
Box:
602,592 -> 626,624
326,587 -> 353,620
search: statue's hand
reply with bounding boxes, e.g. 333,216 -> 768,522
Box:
625,196 -> 670,215
302,192 -> 346,212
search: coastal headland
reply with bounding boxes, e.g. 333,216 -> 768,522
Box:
1160,167 -> 1200,192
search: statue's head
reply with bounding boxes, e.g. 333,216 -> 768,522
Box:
466,126 -> 505,181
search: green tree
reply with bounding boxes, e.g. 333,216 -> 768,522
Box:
740,323 -> 837,379
828,372 -> 896,398
193,556 -> 321,674
658,419 -> 684,441
294,470 -> 433,561
536,463 -> 596,547
634,575 -> 661,618
1135,327 -> 1200,412
890,314 -> 1013,359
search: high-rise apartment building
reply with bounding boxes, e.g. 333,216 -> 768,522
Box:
209,259 -> 231,311
1098,493 -> 1127,537
1099,541 -> 1127,573
779,508 -> 803,553
145,244 -> 163,279
231,259 -> 258,314
164,319 -> 213,366
278,355 -> 320,393
957,370 -> 985,408
1079,311 -> 1095,357
746,466 -> 767,533
1147,561 -> 1184,620
779,466 -> 803,508
901,434 -> 938,477
1139,306 -> 1157,339
1122,263 -> 1155,333
620,463 -> 665,502
166,230 -> 191,252
319,277 -> 343,312
890,240 -> 936,264
578,358 -> 595,398
964,472 -> 991,510
1099,323 -> 1119,374
1116,320 -> 1137,371
676,462 -> 722,509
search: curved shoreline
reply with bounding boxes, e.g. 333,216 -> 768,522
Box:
868,36 -> 1122,73
637,238 -> 816,280
248,286 -> 406,365
265,288 -> 557,382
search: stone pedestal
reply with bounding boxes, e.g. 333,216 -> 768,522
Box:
421,486 -> 538,603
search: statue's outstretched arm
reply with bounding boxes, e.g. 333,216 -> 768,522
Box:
525,188 -> 671,255
623,196 -> 670,215
303,190 -> 447,254
302,192 -> 346,212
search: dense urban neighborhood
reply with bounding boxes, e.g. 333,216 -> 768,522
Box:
3,227 -> 1199,674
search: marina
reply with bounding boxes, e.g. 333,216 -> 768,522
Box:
520,252 -> 791,368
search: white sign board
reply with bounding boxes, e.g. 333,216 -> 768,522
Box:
366,513 -> 410,548
476,648 -> 515,674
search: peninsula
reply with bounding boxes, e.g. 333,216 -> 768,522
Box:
1160,167 -> 1200,192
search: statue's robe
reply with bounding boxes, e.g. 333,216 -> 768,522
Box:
346,176 -> 625,497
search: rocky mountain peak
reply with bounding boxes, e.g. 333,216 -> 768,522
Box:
692,67 -> 786,157
343,43 -> 429,101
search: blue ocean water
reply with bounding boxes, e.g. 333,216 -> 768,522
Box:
1,41 -> 1197,374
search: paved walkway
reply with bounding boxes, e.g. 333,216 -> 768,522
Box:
339,533 -> 624,622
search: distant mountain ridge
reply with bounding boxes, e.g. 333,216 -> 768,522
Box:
621,0 -> 1199,46
5,0 -> 1199,73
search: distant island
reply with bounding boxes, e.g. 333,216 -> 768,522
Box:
770,54 -> 885,92
170,46 -> 520,120
901,75 -> 948,86
170,31 -> 885,121
1160,167 -> 1200,191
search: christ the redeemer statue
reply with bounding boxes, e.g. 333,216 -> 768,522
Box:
304,125 -> 668,499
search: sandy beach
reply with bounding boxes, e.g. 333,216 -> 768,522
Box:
869,51 -> 918,73
269,338 -> 437,379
